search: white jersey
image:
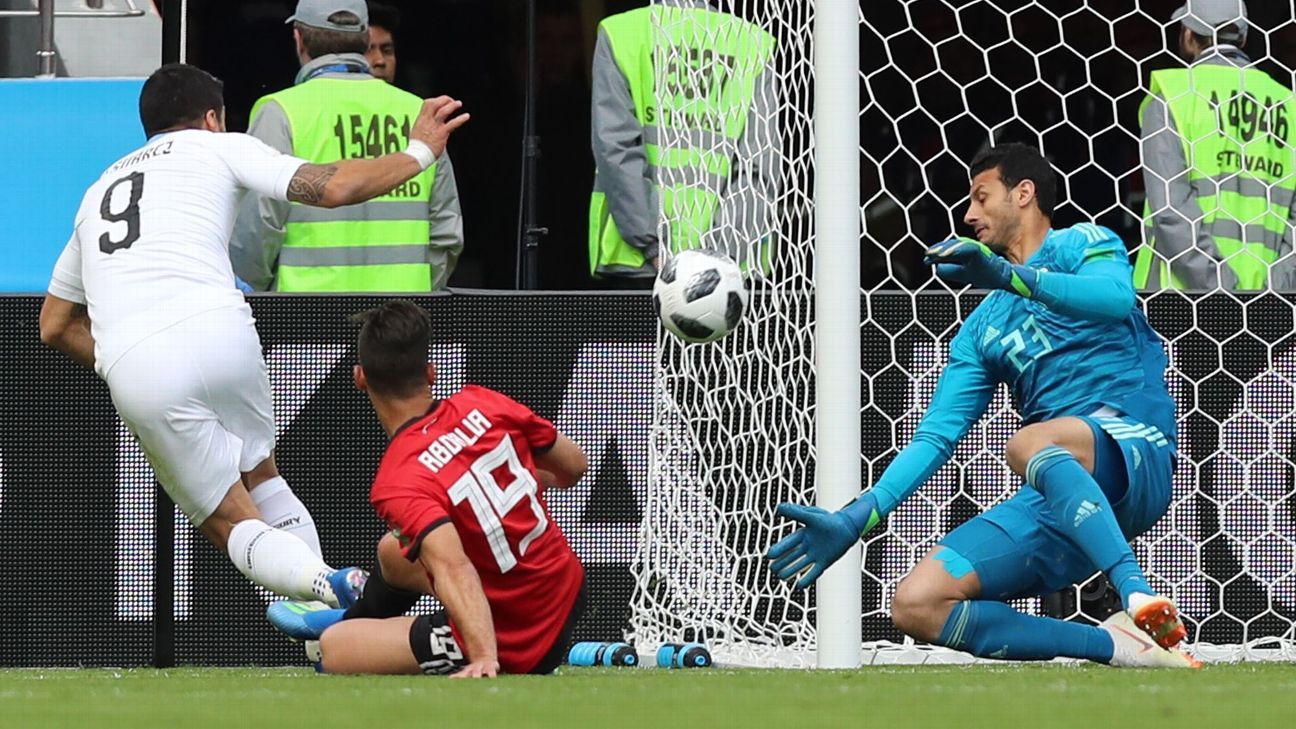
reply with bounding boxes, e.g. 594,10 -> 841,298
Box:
47,129 -> 306,376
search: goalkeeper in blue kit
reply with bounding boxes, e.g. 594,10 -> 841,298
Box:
769,143 -> 1199,667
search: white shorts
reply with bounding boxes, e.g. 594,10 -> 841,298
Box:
105,306 -> 275,525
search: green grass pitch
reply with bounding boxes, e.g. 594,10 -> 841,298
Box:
3,664 -> 1295,728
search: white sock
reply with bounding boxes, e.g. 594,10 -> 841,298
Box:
1126,591 -> 1159,613
226,519 -> 341,606
250,476 -> 323,558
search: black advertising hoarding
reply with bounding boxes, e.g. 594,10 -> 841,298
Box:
0,292 -> 1290,665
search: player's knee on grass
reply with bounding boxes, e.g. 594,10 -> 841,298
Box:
318,621 -> 375,675
319,617 -> 423,675
318,623 -> 347,674
892,552 -> 977,643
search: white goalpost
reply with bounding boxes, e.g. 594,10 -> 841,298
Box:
632,0 -> 866,668
632,0 -> 1296,667
812,0 -> 862,670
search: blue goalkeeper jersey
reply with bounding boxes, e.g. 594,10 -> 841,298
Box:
922,222 -> 1175,446
867,223 -> 1176,515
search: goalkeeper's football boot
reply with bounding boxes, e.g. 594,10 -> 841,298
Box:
1128,593 -> 1187,649
1101,612 -> 1201,669
267,600 -> 345,641
327,566 -> 368,609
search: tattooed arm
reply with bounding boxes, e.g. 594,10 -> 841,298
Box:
286,158 -> 415,208
286,96 -> 471,209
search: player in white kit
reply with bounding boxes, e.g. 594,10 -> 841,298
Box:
38,63 -> 470,608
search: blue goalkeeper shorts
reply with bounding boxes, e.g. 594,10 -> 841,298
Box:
937,414 -> 1175,601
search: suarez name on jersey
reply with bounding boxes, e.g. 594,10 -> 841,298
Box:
48,129 -> 306,376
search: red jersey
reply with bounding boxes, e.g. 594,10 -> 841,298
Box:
370,385 -> 584,673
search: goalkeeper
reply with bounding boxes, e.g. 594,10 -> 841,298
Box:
769,143 -> 1198,668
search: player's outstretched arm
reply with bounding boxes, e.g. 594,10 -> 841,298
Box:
1028,258 -> 1135,322
766,503 -> 862,589
924,236 -> 1135,323
767,437 -> 953,590
39,295 -> 95,368
534,433 -> 589,489
767,433 -> 976,589
286,97 -> 470,209
768,329 -> 996,589
417,524 -> 499,678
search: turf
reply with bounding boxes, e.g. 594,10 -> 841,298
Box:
3,664 -> 1294,728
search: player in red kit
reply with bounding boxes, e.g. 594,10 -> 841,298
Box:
266,299 -> 588,677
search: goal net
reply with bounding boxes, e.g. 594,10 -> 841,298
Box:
630,0 -> 1296,666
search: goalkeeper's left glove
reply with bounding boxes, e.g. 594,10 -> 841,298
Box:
923,237 -> 1038,298
767,492 -> 882,590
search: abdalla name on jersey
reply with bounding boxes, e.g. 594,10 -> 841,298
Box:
416,409 -> 494,473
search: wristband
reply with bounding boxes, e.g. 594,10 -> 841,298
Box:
402,140 -> 435,171
1006,263 -> 1039,298
841,491 -> 882,536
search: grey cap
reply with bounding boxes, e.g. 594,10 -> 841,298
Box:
1172,0 -> 1248,42
286,0 -> 368,32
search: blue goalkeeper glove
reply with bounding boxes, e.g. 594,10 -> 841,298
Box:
767,493 -> 883,590
923,237 -> 1038,298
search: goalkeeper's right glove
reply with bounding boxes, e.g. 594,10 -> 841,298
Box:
923,237 -> 1038,298
766,492 -> 881,590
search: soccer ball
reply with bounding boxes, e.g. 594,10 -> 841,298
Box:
652,249 -> 748,343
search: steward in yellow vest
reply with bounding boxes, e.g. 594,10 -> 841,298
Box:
1136,1 -> 1296,291
232,2 -> 463,292
589,0 -> 777,285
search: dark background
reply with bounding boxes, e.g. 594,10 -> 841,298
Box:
185,0 -> 654,291
7,2 -> 1296,291
182,1 -> 1296,291
861,0 -> 1296,289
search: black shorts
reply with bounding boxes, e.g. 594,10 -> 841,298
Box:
408,582 -> 587,676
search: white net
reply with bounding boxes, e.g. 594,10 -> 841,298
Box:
630,0 -> 818,666
631,0 -> 1296,666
